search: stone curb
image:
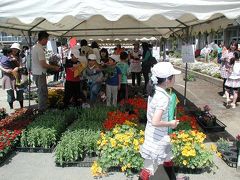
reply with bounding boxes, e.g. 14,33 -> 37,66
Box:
174,66 -> 223,88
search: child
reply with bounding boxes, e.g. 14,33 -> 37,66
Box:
116,51 -> 129,102
129,42 -> 142,87
104,55 -> 121,107
140,62 -> 182,179
0,47 -> 21,85
225,52 -> 240,108
63,53 -> 87,108
85,54 -> 103,104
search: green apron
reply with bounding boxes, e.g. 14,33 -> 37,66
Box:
167,88 -> 178,134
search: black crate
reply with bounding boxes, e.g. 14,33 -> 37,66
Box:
196,117 -> 226,133
56,155 -> 97,167
15,144 -> 56,153
0,148 -> 15,166
174,166 -> 207,174
219,146 -> 238,168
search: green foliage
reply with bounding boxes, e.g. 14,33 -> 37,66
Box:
216,138 -> 230,152
55,106 -> 114,164
184,72 -> 196,81
20,108 -> 77,148
96,124 -> 144,175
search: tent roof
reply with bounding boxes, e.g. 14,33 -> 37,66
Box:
0,0 -> 240,40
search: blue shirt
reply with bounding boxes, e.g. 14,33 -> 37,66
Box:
106,66 -> 121,86
0,55 -> 15,69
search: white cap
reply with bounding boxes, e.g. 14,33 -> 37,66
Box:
10,43 -> 21,50
151,62 -> 181,79
109,54 -> 120,62
88,54 -> 97,60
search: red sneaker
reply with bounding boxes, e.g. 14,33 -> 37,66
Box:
163,160 -> 174,167
139,168 -> 151,180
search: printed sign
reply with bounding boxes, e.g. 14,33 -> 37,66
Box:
181,45 -> 195,63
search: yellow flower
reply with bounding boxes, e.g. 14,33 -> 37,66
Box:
188,149 -> 196,157
127,163 -> 131,168
113,127 -> 119,134
133,139 -> 139,146
97,140 -> 101,145
100,132 -> 105,137
217,152 -> 222,158
91,161 -> 102,176
140,130 -> 145,136
183,160 -> 188,165
139,137 -> 144,144
134,145 -> 139,151
110,138 -> 116,147
100,139 -> 108,147
210,144 -> 217,152
124,120 -> 137,126
200,144 -> 206,149
121,165 -> 127,172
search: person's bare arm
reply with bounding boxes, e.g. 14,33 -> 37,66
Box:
39,60 -> 59,71
152,109 -> 179,128
0,65 -> 12,73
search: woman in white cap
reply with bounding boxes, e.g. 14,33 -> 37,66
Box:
140,62 -> 182,179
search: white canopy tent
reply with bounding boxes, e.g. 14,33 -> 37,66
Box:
0,0 -> 240,40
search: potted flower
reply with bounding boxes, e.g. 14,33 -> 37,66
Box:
91,122 -> 144,176
198,105 -> 216,127
170,130 -> 216,172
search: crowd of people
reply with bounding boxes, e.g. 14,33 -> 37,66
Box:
0,31 -> 157,111
219,40 -> 240,109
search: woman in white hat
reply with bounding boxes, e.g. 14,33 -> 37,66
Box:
0,43 -> 24,109
10,43 -> 24,109
140,62 -> 182,179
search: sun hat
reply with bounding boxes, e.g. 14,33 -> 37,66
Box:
109,54 -> 120,62
88,54 -> 97,60
151,62 -> 181,83
10,43 -> 21,50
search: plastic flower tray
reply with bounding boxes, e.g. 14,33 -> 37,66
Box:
174,166 -> 207,174
0,148 -> 15,166
196,116 -> 226,133
219,146 -> 238,168
56,155 -> 97,167
15,144 -> 56,153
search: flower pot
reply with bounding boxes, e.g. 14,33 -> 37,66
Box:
219,146 -> 238,168
196,116 -> 226,133
174,166 -> 206,174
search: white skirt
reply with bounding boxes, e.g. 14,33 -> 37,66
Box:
225,78 -> 240,88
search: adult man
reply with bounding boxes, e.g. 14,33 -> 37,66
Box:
32,31 -> 59,111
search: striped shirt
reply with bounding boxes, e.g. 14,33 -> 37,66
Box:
140,86 -> 172,163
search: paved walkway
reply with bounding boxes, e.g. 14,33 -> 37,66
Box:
0,74 -> 240,180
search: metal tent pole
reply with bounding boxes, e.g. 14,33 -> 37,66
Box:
27,31 -> 32,107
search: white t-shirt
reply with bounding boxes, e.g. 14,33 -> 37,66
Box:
31,43 -> 47,75
229,62 -> 240,79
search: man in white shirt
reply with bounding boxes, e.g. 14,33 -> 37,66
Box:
32,31 -> 59,111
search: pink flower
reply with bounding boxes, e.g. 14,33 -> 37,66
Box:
203,105 -> 211,112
